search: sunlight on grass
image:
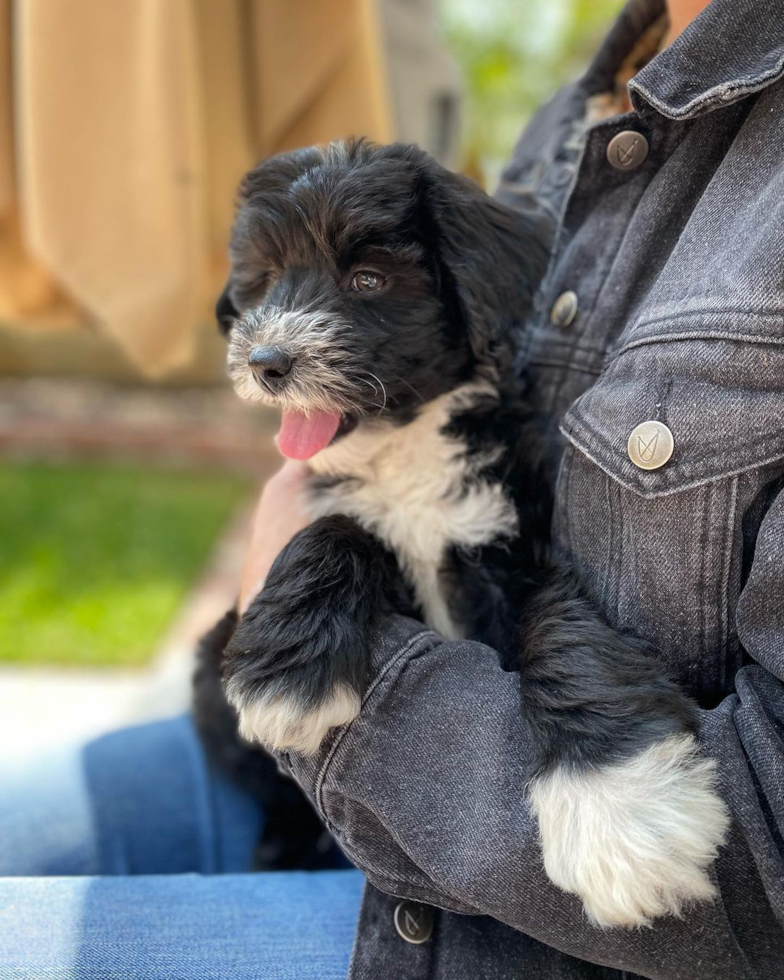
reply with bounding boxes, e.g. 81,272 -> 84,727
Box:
0,461 -> 251,667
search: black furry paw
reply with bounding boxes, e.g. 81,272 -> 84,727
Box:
223,515 -> 391,756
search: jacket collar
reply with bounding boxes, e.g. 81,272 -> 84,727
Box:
584,0 -> 784,120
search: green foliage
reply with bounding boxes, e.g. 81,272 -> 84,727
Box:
0,461 -> 250,667
440,0 -> 622,175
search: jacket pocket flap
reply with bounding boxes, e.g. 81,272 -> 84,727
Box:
560,333 -> 784,499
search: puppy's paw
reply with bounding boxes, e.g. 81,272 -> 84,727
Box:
530,734 -> 730,928
223,514 -> 389,756
228,677 -> 361,756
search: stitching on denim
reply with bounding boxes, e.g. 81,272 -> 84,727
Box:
532,335 -> 612,367
607,471 -> 621,623
315,629 -> 440,814
632,307 -> 784,333
614,331 -> 784,364
719,476 -> 739,691
699,834 -> 758,980
538,112 -> 592,322
698,482 -> 711,682
529,358 -> 602,377
331,826 -> 441,897
332,832 -> 428,890
533,333 -> 611,357
612,328 -> 784,360
574,151 -> 657,337
559,422 -> 784,499
366,873 -> 480,917
629,54 -> 784,120
565,407 -> 784,467
556,443 -> 575,556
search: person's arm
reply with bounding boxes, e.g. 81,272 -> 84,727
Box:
236,470 -> 783,978
269,606 -> 774,978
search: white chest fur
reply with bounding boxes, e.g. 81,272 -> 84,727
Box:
307,383 -> 518,639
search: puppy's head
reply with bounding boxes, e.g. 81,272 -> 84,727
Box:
219,139 -> 548,459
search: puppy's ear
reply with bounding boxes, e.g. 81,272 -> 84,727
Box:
215,283 -> 238,336
218,145 -> 330,335
420,157 -> 551,364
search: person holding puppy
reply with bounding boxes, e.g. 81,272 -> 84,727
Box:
1,0 -> 782,978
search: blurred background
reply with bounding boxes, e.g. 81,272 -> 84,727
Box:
0,0 -> 619,759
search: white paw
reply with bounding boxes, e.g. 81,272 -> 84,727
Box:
530,735 -> 730,928
228,683 -> 361,756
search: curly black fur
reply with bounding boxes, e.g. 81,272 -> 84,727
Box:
224,515 -> 410,716
196,139 -> 702,873
193,609 -> 338,869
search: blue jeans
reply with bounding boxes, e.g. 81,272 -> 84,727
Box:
0,715 -> 363,979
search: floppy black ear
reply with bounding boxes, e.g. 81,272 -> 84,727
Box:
217,146 -> 330,336
215,283 -> 239,336
419,156 -> 551,365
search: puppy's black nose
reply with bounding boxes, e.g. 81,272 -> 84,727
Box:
248,345 -> 293,389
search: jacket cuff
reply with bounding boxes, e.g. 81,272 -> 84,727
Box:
277,616 -> 441,799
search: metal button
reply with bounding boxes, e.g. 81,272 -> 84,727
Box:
606,130 -> 649,170
550,290 -> 578,328
394,901 -> 434,944
627,420 -> 674,470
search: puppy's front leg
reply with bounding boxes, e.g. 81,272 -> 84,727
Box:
520,566 -> 730,928
224,514 -> 392,756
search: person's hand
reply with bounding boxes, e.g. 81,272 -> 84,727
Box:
238,460 -> 311,615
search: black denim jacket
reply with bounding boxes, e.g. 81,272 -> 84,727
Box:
275,1 -> 784,976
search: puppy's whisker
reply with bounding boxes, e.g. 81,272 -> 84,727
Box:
391,373 -> 426,404
367,372 -> 388,413
359,376 -> 379,398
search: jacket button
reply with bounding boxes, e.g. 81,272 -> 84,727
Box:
607,130 -> 649,170
394,900 -> 434,944
550,290 -> 578,328
627,420 -> 674,470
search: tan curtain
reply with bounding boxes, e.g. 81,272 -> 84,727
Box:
0,0 -> 393,376
0,0 -> 69,327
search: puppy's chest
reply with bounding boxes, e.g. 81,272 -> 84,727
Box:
308,403 -> 518,639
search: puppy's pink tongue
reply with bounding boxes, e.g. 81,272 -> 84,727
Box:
277,409 -> 341,460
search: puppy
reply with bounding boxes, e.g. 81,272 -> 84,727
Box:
217,139 -> 729,928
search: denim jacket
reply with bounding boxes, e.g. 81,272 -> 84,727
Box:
275,1 -> 784,976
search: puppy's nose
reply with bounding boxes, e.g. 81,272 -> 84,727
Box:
248,345 -> 293,389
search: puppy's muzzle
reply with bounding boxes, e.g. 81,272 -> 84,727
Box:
248,344 -> 293,392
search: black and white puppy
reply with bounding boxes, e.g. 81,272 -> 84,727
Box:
217,139 -> 728,928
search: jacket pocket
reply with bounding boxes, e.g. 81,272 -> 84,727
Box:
554,318 -> 784,698
560,316 -> 784,498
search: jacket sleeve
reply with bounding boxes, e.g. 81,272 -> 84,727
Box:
276,493 -> 784,979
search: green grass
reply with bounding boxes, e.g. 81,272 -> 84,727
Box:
0,460 -> 251,667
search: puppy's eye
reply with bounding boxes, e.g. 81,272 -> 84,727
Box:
351,271 -> 386,293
